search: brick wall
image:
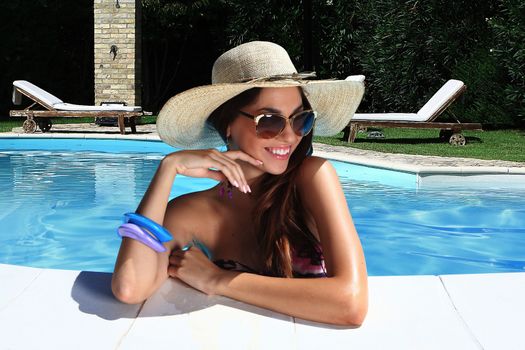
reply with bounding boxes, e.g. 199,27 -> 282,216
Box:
94,0 -> 141,106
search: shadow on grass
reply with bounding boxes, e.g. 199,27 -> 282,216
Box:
347,136 -> 482,145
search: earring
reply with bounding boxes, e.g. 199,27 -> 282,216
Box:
226,135 -> 232,150
218,181 -> 233,199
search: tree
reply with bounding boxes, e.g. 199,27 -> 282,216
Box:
141,0 -> 228,112
489,0 -> 525,125
0,0 -> 93,117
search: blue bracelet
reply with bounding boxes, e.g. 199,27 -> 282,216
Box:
118,212 -> 212,259
123,212 -> 173,242
117,213 -> 173,253
181,239 -> 213,260
117,223 -> 167,253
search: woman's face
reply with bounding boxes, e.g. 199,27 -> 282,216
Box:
228,87 -> 304,175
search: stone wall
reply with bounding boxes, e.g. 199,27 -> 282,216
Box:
94,0 -> 141,106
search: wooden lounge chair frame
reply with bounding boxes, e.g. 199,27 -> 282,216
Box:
9,82 -> 142,135
343,82 -> 483,146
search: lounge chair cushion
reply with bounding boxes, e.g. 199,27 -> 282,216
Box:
353,113 -> 423,122
13,80 -> 141,112
345,75 -> 366,82
416,79 -> 464,120
351,79 -> 465,123
54,103 -> 142,112
14,80 -> 63,107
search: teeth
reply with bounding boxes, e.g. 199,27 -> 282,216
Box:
268,148 -> 290,155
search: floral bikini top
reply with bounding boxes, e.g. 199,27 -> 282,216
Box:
213,243 -> 327,278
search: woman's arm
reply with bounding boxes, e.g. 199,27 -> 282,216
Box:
111,157 -> 178,304
169,157 -> 368,326
214,270 -> 366,326
112,150 -> 263,304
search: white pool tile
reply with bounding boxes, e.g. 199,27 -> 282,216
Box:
49,133 -> 87,139
294,276 -> 480,350
142,134 -> 161,141
441,273 -> 525,350
419,166 -> 465,174
508,167 -> 525,174
0,269 -> 141,350
418,173 -> 525,189
459,166 -> 510,174
121,279 -> 295,349
0,264 -> 42,310
1,263 -> 522,349
81,133 -> 117,139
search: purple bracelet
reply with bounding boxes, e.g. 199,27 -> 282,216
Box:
117,223 -> 167,253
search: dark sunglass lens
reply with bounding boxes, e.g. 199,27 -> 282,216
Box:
257,114 -> 285,139
293,111 -> 315,136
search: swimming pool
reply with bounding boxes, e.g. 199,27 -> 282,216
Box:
1,138 -> 524,275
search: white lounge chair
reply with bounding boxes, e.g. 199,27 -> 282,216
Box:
344,79 -> 482,145
9,80 -> 143,134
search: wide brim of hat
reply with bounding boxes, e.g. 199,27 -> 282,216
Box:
157,79 -> 365,149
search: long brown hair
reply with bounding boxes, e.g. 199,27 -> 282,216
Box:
207,87 -> 320,277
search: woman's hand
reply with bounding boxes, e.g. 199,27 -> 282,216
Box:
164,150 -> 263,193
168,247 -> 228,295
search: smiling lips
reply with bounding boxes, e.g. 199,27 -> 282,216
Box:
265,146 -> 291,160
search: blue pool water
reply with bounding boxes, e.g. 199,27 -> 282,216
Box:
1,138 -> 524,275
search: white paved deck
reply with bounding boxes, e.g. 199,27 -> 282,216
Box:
1,264 -> 524,349
2,125 -> 524,349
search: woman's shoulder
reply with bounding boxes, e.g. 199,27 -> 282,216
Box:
163,188 -> 221,237
297,156 -> 336,186
167,188 -> 219,217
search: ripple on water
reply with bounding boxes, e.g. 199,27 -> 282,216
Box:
1,150 -> 524,275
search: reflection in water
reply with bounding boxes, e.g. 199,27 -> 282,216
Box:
0,150 -> 524,276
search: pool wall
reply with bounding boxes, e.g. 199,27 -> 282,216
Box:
315,149 -> 525,190
2,136 -> 525,189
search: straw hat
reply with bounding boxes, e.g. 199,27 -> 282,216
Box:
157,41 -> 364,149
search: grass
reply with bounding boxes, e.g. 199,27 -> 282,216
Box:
0,116 -> 157,133
1,117 -> 523,163
314,128 -> 525,163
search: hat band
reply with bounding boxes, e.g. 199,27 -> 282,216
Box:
239,71 -> 318,83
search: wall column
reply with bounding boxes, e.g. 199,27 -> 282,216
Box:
94,0 -> 141,106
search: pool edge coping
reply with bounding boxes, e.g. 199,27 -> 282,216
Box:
2,132 -> 525,176
1,262 -> 524,349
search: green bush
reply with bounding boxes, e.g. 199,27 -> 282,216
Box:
312,1 -> 360,79
489,0 -> 525,124
223,0 -> 303,67
141,0 -> 523,127
223,0 -> 520,127
0,1 -> 93,117
353,0 -> 497,113
451,49 -> 512,126
141,0 -> 228,112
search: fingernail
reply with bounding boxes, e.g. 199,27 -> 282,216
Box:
248,186 -> 252,193
233,180 -> 239,187
257,160 -> 263,165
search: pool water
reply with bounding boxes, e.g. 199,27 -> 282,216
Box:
1,140 -> 524,275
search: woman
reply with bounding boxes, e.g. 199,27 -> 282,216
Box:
112,41 -> 368,326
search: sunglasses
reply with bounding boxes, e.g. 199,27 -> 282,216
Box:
238,109 -> 317,139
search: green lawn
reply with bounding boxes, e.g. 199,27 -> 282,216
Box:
314,128 -> 525,163
0,116 -> 157,133
1,117 -> 523,163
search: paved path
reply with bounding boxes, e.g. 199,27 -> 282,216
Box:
6,122 -> 525,168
